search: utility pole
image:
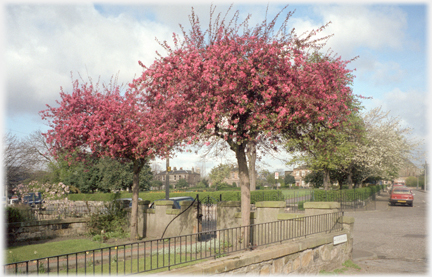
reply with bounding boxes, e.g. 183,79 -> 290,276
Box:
425,160 -> 427,192
166,157 -> 170,200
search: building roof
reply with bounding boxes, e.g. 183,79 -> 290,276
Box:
156,170 -> 200,175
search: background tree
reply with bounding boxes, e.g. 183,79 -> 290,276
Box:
4,133 -> 31,193
133,5 -> 357,231
176,178 -> 189,189
208,163 -> 232,189
40,77 -> 177,240
346,107 -> 422,186
284,173 -> 295,186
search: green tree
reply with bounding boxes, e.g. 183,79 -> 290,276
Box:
176,178 -> 189,189
208,164 -> 232,188
284,174 -> 295,185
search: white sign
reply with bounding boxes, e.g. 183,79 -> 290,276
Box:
333,234 -> 348,245
275,172 -> 279,179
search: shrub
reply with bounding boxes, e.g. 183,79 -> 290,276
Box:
297,201 -> 305,211
86,193 -> 129,240
5,205 -> 35,223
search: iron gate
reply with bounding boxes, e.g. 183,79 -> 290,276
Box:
197,195 -> 221,241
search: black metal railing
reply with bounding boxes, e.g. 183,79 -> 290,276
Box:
4,211 -> 343,275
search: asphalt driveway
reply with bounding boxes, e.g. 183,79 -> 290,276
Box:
343,188 -> 428,274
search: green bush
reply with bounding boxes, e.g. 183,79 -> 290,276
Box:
297,201 -> 305,210
86,193 -> 129,240
313,187 -> 377,202
6,206 -> 25,223
5,205 -> 35,223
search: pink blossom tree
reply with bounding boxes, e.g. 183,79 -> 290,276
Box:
40,78 -> 177,239
131,5 -> 357,237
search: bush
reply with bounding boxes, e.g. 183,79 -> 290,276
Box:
5,205 -> 35,223
6,206 -> 25,223
86,193 -> 129,240
297,201 -> 305,211
313,187 -> 379,202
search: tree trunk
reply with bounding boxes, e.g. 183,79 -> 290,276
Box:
246,141 -> 257,191
347,171 -> 353,189
130,158 -> 144,240
230,142 -> 251,248
323,169 -> 330,190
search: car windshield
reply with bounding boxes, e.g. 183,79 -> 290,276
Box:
393,189 -> 411,194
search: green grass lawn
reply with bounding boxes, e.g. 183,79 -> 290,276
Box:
5,238 -> 214,275
5,239 -> 112,264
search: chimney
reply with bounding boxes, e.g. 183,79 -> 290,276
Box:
192,167 -> 194,173
180,167 -> 183,170
174,167 -> 177,171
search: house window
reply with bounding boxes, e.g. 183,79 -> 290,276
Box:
174,175 -> 177,180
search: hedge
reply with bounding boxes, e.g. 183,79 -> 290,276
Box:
67,190 -> 283,204
312,185 -> 384,202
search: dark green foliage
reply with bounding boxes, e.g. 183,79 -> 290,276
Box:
6,206 -> 26,223
216,182 -> 240,191
176,178 -> 189,188
86,193 -> 129,240
284,174 -> 295,185
304,171 -> 324,188
297,201 -> 305,210
312,186 -> 383,202
50,156 -> 154,193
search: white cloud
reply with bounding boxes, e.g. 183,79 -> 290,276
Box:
369,88 -> 427,140
5,4 -> 173,118
289,5 -> 407,59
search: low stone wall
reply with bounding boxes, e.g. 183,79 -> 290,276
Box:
160,220 -> 354,275
142,200 -> 198,239
7,218 -> 89,244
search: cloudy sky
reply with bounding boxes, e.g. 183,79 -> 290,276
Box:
3,1 -> 429,176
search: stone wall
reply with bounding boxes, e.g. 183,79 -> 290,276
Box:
155,201 -> 353,275
160,222 -> 354,275
142,200 -> 198,239
7,218 -> 89,244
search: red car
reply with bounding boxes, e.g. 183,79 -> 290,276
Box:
389,187 -> 414,207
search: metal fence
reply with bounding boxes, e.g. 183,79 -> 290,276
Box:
4,211 -> 344,275
252,188 -> 381,212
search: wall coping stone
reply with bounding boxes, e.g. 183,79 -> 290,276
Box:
166,209 -> 181,215
180,201 -> 194,206
144,209 -> 155,214
303,202 -> 340,209
218,201 -> 241,207
235,212 -> 256,219
139,200 -> 151,205
158,230 -> 350,275
277,213 -> 305,220
154,200 -> 174,206
255,201 -> 285,208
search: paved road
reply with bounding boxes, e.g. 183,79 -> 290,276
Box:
344,188 -> 428,274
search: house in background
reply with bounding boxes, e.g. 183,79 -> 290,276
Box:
287,165 -> 311,188
224,167 -> 240,187
154,167 -> 201,188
